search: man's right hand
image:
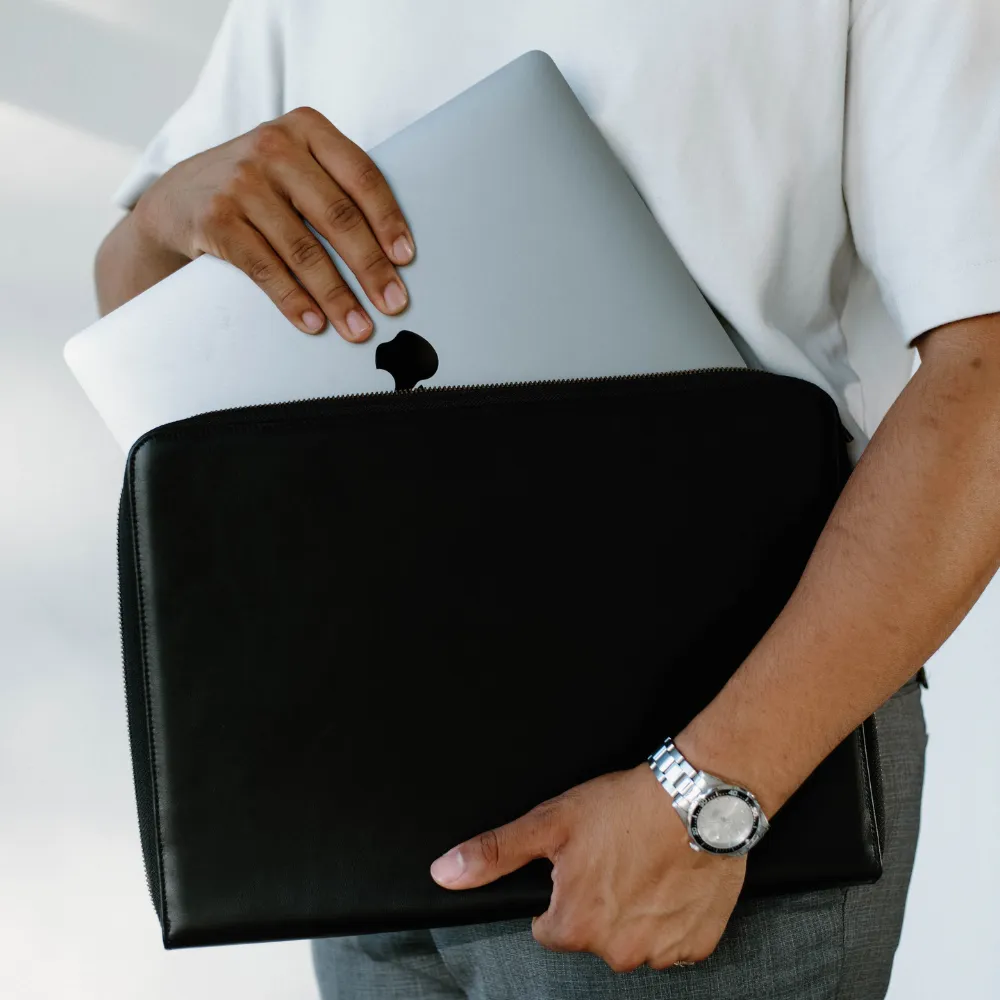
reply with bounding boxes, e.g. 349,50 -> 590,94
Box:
130,106 -> 416,341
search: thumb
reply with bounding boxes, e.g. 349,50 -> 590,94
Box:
430,804 -> 560,890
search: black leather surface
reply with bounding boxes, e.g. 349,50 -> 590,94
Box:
118,370 -> 882,949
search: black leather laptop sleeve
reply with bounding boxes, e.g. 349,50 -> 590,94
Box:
117,369 -> 883,949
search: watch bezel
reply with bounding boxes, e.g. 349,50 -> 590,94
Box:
688,786 -> 761,854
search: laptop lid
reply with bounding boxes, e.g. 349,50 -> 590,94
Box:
65,50 -> 744,452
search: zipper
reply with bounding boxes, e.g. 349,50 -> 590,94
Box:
166,365 -> 853,440
166,365 -> 768,427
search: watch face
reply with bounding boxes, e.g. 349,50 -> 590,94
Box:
691,790 -> 757,852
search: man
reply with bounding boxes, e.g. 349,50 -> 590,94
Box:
95,1 -> 1000,997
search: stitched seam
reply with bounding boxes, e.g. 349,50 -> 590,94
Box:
128,449 -> 171,941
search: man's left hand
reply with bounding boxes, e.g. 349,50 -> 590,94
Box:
429,763 -> 746,972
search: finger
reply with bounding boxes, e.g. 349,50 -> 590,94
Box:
239,181 -> 373,342
304,115 -> 415,267
268,152 -> 410,318
649,930 -> 719,970
212,216 -> 324,335
430,804 -> 560,890
530,910 -> 591,955
528,864 -> 594,954
602,949 -> 646,975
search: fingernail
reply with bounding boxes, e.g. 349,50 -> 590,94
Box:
430,848 -> 465,887
383,279 -> 407,312
302,310 -> 325,333
392,234 -> 414,264
346,308 -> 372,338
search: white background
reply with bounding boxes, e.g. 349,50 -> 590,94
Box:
0,2 -> 997,997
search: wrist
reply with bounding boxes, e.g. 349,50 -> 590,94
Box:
95,191 -> 190,316
131,177 -> 191,266
671,719 -> 788,820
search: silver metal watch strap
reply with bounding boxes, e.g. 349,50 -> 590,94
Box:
648,737 -> 710,815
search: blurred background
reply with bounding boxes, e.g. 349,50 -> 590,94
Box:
0,2 -> 997,998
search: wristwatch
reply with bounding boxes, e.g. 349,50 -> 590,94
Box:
647,738 -> 770,856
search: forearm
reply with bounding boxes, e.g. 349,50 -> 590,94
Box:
94,208 -> 188,317
675,313 -> 1000,818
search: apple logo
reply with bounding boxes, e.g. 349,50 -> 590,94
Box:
375,330 -> 439,390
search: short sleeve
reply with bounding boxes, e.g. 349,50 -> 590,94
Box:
112,0 -> 286,210
845,0 -> 1000,344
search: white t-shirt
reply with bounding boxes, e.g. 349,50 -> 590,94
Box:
114,0 -> 1000,445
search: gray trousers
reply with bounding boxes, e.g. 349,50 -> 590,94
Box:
313,677 -> 927,999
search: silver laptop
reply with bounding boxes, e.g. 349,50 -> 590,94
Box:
64,50 -> 744,452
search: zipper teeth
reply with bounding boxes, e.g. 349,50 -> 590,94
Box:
195,365 -> 758,417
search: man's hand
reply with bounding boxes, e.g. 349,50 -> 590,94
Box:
98,107 -> 415,340
429,764 -> 745,972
